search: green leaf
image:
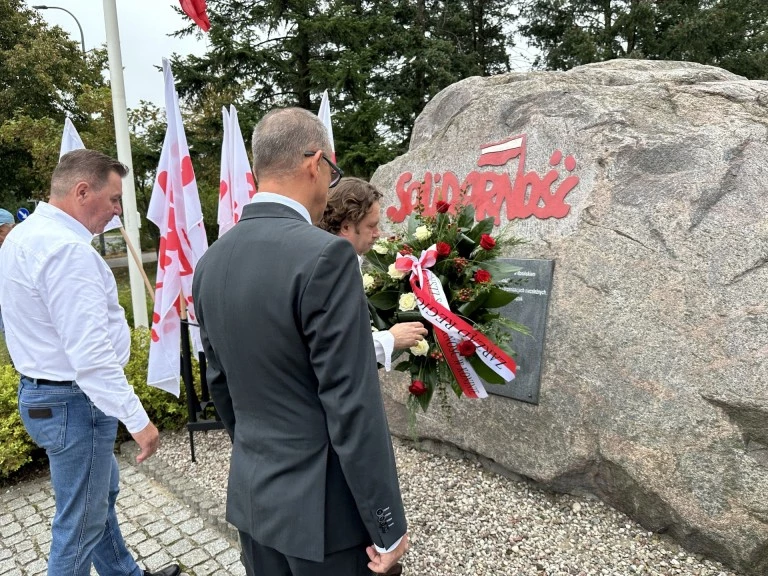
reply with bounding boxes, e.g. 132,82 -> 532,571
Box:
368,291 -> 399,310
407,214 -> 419,235
365,251 -> 390,272
483,287 -> 517,308
475,311 -> 500,323
466,217 -> 495,242
483,261 -> 521,279
368,302 -> 389,330
395,310 -> 425,323
393,361 -> 411,372
469,355 -> 506,385
457,204 -> 476,229
456,233 -> 476,258
457,291 -> 489,317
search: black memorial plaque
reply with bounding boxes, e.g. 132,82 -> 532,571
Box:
484,258 -> 554,405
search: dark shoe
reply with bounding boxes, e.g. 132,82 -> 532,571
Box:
144,565 -> 181,576
384,563 -> 403,576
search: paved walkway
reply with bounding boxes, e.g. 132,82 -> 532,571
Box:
104,251 -> 158,270
0,445 -> 244,576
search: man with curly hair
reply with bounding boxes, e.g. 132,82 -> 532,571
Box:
319,177 -> 427,371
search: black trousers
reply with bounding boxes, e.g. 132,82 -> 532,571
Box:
239,531 -> 373,576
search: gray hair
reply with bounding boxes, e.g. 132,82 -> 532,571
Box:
251,107 -> 331,182
51,149 -> 129,198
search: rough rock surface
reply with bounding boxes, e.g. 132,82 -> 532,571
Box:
370,59 -> 768,575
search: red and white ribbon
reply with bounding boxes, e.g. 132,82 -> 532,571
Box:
395,245 -> 517,398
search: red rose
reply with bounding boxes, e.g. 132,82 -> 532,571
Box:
436,201 -> 450,213
436,242 -> 451,257
474,269 -> 492,283
409,380 -> 427,396
480,234 -> 496,250
457,340 -> 476,357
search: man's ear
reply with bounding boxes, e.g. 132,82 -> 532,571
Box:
73,181 -> 90,204
307,150 -> 322,181
339,219 -> 352,238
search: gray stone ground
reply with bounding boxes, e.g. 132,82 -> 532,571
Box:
0,449 -> 244,576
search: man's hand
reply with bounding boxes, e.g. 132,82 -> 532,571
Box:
366,533 -> 409,574
389,322 -> 428,350
131,421 -> 159,464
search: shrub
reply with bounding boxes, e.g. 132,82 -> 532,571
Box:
124,327 -> 192,433
0,328 -> 199,481
0,365 -> 36,479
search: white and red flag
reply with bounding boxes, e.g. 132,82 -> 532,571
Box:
477,135 -> 525,167
218,105 -> 256,236
59,118 -> 122,232
317,90 -> 336,162
146,58 -> 209,395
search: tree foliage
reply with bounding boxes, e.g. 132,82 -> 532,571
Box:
520,0 -> 768,79
0,0 -> 116,210
169,0 -> 516,183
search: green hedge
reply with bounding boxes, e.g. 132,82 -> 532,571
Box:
0,364 -> 36,480
0,327 -> 199,481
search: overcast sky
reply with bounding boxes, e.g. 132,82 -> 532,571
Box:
25,0 -> 207,108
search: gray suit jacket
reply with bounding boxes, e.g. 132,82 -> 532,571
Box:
192,201 -> 406,562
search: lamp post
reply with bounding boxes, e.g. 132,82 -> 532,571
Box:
32,5 -> 109,258
32,6 -> 86,54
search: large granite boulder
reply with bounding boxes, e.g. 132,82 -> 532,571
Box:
370,59 -> 768,575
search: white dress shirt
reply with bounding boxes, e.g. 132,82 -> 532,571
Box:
251,194 -> 403,553
0,202 -> 149,433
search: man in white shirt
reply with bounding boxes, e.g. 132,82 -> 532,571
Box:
0,150 -> 179,576
319,177 -> 427,370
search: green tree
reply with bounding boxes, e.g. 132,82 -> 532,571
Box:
0,0 -> 112,209
169,0 -> 516,181
520,0 -> 768,79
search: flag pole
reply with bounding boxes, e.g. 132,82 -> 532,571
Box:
118,227 -> 155,302
103,0 -> 149,327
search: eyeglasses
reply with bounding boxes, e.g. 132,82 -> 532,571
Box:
304,151 -> 343,188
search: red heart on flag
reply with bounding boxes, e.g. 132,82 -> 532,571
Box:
157,171 -> 169,193
181,156 -> 195,186
219,180 -> 228,199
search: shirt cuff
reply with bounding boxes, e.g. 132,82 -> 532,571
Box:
372,330 -> 395,371
121,401 -> 151,434
374,535 -> 403,554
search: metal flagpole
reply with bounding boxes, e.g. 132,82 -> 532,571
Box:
103,0 -> 149,327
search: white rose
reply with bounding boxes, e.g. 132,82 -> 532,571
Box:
362,273 -> 375,292
372,241 -> 389,254
398,292 -> 417,311
414,225 -> 432,241
388,263 -> 407,280
410,338 -> 430,356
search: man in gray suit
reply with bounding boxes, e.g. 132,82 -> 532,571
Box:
192,107 -> 408,576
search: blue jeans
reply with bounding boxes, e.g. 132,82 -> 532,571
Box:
18,378 -> 142,576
